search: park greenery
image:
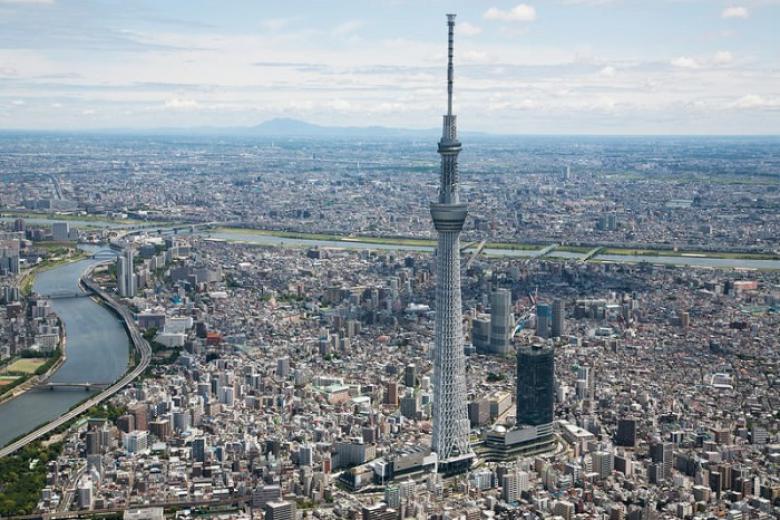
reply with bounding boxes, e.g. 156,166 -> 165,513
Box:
0,441 -> 62,516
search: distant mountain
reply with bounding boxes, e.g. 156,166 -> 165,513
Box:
10,117 -> 493,138
246,117 -> 439,138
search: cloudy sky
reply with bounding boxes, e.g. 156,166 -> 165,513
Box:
0,0 -> 778,134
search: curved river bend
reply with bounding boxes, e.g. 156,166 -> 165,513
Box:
0,251 -> 129,448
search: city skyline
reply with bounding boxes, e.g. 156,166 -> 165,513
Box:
0,5 -> 778,518
0,1 -> 778,134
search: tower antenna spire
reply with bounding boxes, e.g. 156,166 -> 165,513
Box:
446,13 -> 455,116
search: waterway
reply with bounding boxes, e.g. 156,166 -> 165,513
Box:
0,216 -> 132,229
208,230 -> 780,270
0,247 -> 129,448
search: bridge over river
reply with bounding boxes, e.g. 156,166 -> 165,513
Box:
36,382 -> 111,391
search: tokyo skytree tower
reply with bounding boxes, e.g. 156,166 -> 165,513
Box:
429,13 -> 474,474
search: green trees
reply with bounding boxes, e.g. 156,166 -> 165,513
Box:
0,441 -> 62,516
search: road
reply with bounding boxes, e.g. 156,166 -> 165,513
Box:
57,462 -> 86,512
0,273 -> 151,458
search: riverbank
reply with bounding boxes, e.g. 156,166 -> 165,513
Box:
0,267 -> 149,456
0,250 -> 89,403
0,210 -> 152,227
0,250 -> 130,449
213,227 -> 780,262
20,248 -> 89,296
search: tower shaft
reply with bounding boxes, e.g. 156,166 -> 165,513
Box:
430,13 -> 474,472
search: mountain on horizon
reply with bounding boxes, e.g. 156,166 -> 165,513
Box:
246,117 -> 438,138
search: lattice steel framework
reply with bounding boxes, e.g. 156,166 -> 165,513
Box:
430,14 -> 474,468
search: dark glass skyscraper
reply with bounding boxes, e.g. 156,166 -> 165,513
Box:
535,303 -> 551,339
516,345 -> 555,427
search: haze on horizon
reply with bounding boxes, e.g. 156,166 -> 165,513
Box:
0,0 -> 778,135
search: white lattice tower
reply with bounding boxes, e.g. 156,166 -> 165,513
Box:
430,13 -> 474,468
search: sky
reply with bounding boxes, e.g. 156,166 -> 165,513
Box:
0,0 -> 778,134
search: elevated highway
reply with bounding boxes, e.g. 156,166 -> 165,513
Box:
0,270 -> 151,458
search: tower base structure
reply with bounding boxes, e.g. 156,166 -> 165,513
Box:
436,452 -> 476,476
479,424 -> 556,462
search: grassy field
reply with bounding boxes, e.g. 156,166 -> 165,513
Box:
0,375 -> 21,386
213,227 -> 779,261
20,271 -> 35,296
6,358 -> 47,374
0,210 -> 151,225
601,247 -> 779,260
557,245 -> 593,254
215,227 -> 550,251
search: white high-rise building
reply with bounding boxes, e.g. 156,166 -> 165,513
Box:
117,248 -> 136,298
429,13 -> 474,475
502,473 -> 521,503
490,288 -> 514,355
117,255 -> 128,297
125,248 -> 136,297
593,451 -> 615,479
123,430 -> 148,454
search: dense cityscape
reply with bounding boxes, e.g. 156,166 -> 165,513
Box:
1,6 -> 779,520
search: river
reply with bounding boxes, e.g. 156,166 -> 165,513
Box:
209,230 -> 780,270
0,248 -> 129,448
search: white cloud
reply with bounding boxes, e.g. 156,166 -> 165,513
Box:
484,4 -> 537,22
721,6 -> 749,19
51,102 -> 62,108
11,99 -> 25,105
670,56 -> 699,68
81,109 -> 95,115
459,22 -> 483,36
332,20 -> 364,37
729,94 -> 780,110
462,50 -> 490,63
599,65 -> 616,77
164,97 -> 200,110
713,51 -> 733,65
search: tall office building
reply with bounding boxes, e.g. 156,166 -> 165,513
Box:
489,289 -> 514,355
616,417 -> 637,447
192,437 -> 207,462
551,299 -> 565,338
593,451 -> 615,479
125,248 -> 136,297
429,13 -> 474,475
117,255 -> 128,297
117,248 -> 136,298
52,221 -> 69,242
404,363 -> 417,388
502,473 -> 522,503
536,303 -> 551,339
516,345 -> 555,428
471,317 -> 491,352
650,441 -> 673,481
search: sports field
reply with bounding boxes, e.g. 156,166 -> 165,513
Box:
5,358 -> 47,374
0,375 -> 20,386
